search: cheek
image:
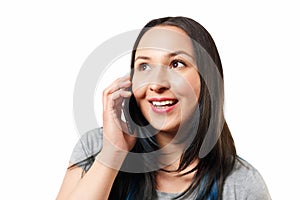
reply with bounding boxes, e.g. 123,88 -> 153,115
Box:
131,76 -> 146,102
173,73 -> 201,102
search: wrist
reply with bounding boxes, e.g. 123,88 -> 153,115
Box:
95,140 -> 129,171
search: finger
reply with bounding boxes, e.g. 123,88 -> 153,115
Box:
103,79 -> 131,109
112,89 -> 132,101
105,90 -> 132,115
104,76 -> 131,95
110,90 -> 131,114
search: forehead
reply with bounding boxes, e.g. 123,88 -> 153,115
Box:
136,25 -> 194,56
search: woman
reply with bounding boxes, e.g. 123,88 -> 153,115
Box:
57,16 -> 271,200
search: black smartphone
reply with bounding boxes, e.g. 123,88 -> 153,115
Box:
121,88 -> 134,134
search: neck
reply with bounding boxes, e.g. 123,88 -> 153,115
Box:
156,157 -> 199,193
155,130 -> 176,147
154,129 -> 195,171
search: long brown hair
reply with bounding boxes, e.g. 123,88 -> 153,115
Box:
108,16 -> 237,200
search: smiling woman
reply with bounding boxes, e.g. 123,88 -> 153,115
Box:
132,26 -> 200,133
56,16 -> 271,200
132,25 -> 200,136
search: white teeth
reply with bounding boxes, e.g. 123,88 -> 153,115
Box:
152,100 -> 175,106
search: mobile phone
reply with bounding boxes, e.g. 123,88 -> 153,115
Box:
121,89 -> 134,134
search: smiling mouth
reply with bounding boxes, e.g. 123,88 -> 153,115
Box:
150,100 -> 178,107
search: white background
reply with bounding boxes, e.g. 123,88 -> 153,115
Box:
0,0 -> 299,199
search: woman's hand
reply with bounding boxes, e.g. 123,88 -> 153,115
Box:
57,75 -> 136,200
98,75 -> 136,168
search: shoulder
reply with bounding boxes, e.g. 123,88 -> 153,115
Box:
69,128 -> 103,166
222,158 -> 271,200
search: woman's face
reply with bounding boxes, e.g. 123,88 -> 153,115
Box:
132,25 -> 201,133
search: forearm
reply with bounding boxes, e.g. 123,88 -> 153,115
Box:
67,162 -> 118,200
66,150 -> 127,200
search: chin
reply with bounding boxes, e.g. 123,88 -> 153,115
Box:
149,121 -> 180,134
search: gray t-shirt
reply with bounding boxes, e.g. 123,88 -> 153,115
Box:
70,128 -> 271,200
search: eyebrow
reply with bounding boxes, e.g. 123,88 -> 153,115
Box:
169,50 -> 194,60
134,56 -> 150,61
134,50 -> 194,62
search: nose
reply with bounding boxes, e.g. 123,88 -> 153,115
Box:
149,82 -> 169,93
148,67 -> 170,93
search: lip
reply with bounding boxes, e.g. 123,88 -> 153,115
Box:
148,97 -> 178,113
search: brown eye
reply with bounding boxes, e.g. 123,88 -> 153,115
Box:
170,60 -> 186,69
138,63 -> 151,71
